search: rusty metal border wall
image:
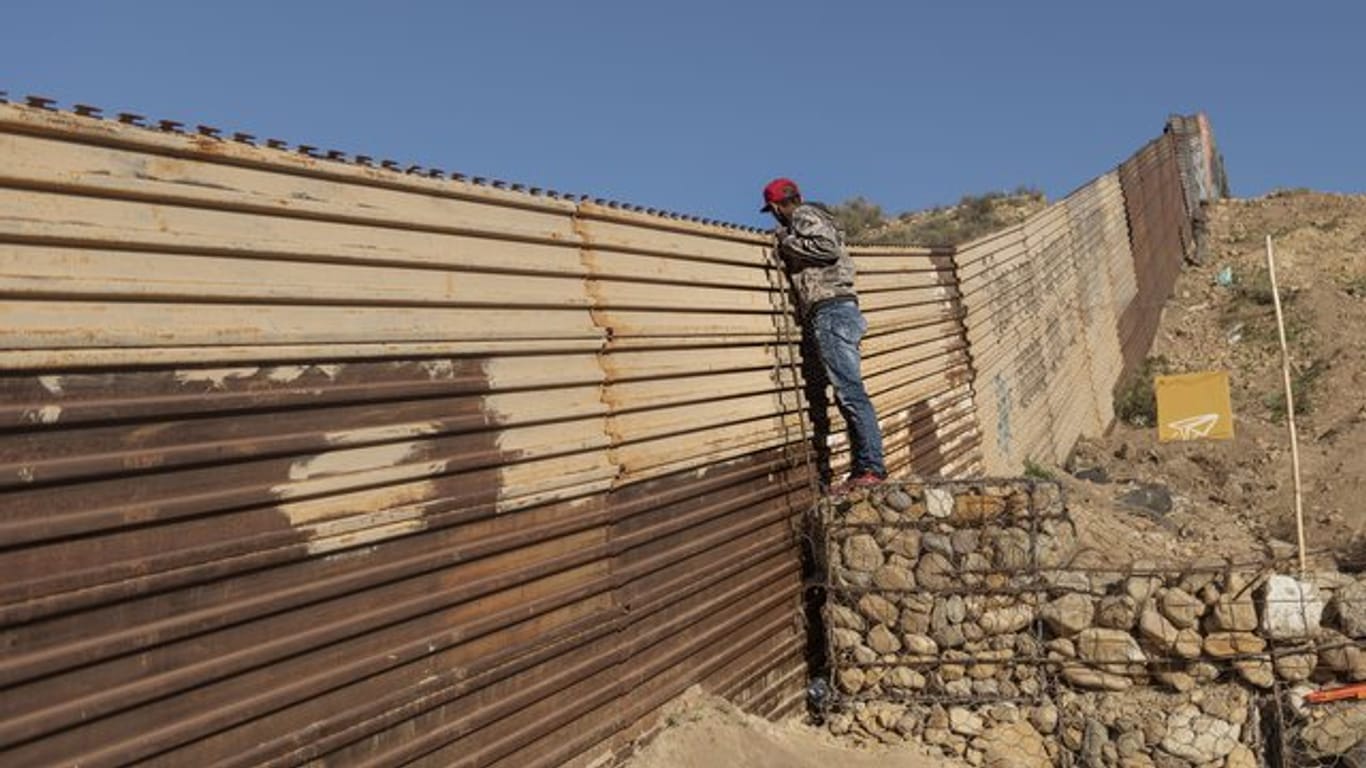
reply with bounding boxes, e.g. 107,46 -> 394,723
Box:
954,171 -> 1138,474
955,117 -> 1207,475
0,96 -> 1211,766
0,97 -> 976,768
1117,131 -> 1196,378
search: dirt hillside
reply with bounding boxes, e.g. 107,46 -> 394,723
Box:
831,190 -> 1048,246
1064,190 -> 1366,569
859,190 -> 1046,246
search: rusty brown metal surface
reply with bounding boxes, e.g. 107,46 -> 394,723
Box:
851,248 -> 983,479
0,97 -> 978,768
1117,133 -> 1194,378
0,95 -> 1204,767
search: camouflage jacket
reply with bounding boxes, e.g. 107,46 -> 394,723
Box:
776,203 -> 857,316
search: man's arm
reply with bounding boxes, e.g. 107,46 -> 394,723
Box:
778,207 -> 842,266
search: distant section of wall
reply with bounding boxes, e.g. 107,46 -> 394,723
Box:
956,171 -> 1137,473
955,115 -> 1217,475
1117,132 -> 1196,378
1167,112 -> 1230,209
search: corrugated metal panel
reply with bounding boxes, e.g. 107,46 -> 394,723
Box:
1166,112 -> 1228,207
1167,114 -> 1207,215
1117,133 -> 1194,377
847,247 -> 982,479
956,169 -> 1139,474
1064,172 -> 1134,438
954,225 -> 1038,473
0,95 -> 1207,763
0,99 -> 979,767
0,101 -> 790,767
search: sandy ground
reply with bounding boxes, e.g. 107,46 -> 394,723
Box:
625,688 -> 960,768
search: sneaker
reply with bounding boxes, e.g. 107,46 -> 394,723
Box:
832,471 -> 885,494
846,471 -> 886,488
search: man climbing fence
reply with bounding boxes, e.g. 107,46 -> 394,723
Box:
762,177 -> 887,491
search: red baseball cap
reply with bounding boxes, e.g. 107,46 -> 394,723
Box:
761,177 -> 800,212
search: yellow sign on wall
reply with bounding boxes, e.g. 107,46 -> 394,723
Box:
1156,371 -> 1234,442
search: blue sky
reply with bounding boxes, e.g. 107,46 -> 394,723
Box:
3,1 -> 1362,226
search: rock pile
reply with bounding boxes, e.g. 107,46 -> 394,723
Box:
825,686 -> 1259,768
817,480 -> 1366,766
820,480 -> 1071,705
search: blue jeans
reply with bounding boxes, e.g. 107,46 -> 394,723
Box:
801,300 -> 886,484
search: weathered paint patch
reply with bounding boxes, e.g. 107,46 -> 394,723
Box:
494,453 -> 615,515
419,359 -> 456,379
286,441 -> 430,482
275,480 -> 440,526
273,444 -> 451,501
264,365 -> 309,383
38,375 -> 64,394
24,405 -> 61,424
173,367 -> 261,388
272,440 -> 447,554
322,422 -> 443,447
296,506 -> 428,556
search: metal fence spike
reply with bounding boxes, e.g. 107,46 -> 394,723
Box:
0,92 -> 753,229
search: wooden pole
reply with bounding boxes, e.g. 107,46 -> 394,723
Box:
1265,235 -> 1307,574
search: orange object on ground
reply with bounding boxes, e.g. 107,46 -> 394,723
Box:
1305,682 -> 1366,704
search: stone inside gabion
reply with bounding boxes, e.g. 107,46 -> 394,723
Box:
817,479 -> 1366,765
